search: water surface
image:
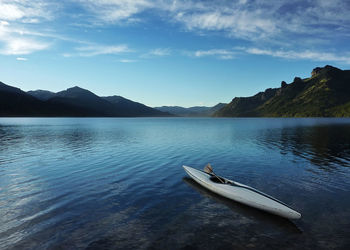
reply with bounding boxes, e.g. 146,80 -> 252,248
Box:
0,118 -> 350,249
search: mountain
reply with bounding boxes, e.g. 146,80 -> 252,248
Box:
48,87 -> 170,117
207,103 -> 227,115
103,96 -> 171,117
155,106 -> 206,116
215,65 -> 350,117
3,65 -> 349,117
0,81 -> 23,94
1,83 -> 171,117
27,90 -> 56,101
0,82 -> 95,116
155,103 -> 226,117
50,86 -> 117,116
0,81 -> 47,116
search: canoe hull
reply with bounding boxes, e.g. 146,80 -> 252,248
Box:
183,165 -> 301,220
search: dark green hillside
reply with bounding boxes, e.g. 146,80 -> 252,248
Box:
216,88 -> 278,117
215,65 -> 350,117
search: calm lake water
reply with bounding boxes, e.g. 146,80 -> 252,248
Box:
1,118 -> 350,249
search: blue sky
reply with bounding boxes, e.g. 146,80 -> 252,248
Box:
0,0 -> 350,107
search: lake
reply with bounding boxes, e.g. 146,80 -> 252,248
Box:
1,118 -> 350,249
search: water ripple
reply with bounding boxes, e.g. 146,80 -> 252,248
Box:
0,118 -> 350,249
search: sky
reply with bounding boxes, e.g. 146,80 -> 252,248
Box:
0,0 -> 350,107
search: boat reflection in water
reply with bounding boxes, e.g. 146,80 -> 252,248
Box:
183,177 -> 302,234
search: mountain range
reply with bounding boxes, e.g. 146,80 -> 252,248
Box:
215,65 -> 350,117
155,103 -> 226,117
0,83 -> 171,117
1,65 -> 349,117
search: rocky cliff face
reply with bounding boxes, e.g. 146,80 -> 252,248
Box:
311,67 -> 323,77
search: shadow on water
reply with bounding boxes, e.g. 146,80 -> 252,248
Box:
182,177 -> 302,234
277,125 -> 350,170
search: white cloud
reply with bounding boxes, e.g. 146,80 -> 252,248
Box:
76,0 -> 154,24
0,20 -> 9,26
16,57 -> 27,61
0,1 -> 58,55
142,48 -> 171,58
189,46 -> 350,64
169,0 -> 350,47
193,49 -> 235,60
73,0 -> 349,44
39,0 -> 350,62
0,21 -> 50,55
74,44 -> 132,57
243,47 -> 350,64
149,48 -> 171,56
0,0 -> 55,22
175,10 -> 277,40
0,0 -> 349,64
120,59 -> 137,63
62,53 -> 72,58
0,3 -> 24,20
22,18 -> 40,24
2,38 -> 49,55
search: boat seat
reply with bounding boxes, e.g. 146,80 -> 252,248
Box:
209,176 -> 227,184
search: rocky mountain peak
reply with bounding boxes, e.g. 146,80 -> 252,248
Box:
311,65 -> 341,77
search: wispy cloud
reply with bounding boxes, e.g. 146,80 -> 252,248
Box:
65,44 -> 132,57
74,1 -> 277,40
0,0 -> 56,22
0,21 -> 50,55
0,38 -> 50,55
120,59 -> 137,63
0,2 -> 24,21
1,0 -> 350,64
175,9 -> 277,41
16,57 -> 28,61
242,47 -> 350,64
71,0 -> 350,48
149,48 -> 171,56
142,48 -> 171,58
76,0 -> 154,24
0,1 -> 57,56
193,49 -> 235,60
188,46 -> 350,64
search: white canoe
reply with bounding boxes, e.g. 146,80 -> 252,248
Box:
183,165 -> 301,220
